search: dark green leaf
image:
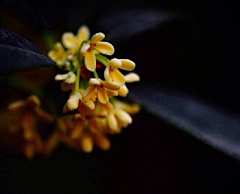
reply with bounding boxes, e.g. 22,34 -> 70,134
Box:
129,83 -> 240,160
0,28 -> 55,72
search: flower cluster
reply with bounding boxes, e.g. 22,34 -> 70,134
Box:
7,25 -> 140,158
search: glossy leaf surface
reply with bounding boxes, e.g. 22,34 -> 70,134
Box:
0,28 -> 55,72
129,83 -> 240,160
97,9 -> 185,42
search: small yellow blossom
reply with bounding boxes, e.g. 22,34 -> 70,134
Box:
81,33 -> 114,72
125,72 -> 140,82
104,58 -> 135,85
117,72 -> 140,97
83,78 -> 120,104
55,71 -> 76,84
48,42 -> 68,66
8,96 -> 55,158
8,96 -> 53,140
113,100 -> 140,115
99,102 -> 132,133
63,92 -> 82,113
62,25 -> 90,54
57,112 -> 110,152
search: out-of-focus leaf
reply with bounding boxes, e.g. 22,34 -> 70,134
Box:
129,83 -> 240,160
97,9 -> 186,42
0,28 -> 55,72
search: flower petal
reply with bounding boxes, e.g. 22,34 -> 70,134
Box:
83,85 -> 96,102
8,100 -> 26,113
125,72 -> 140,82
95,42 -> 114,55
104,65 -> 111,82
99,101 -> 113,112
119,59 -> 135,71
62,32 -> 77,49
113,100 -> 140,115
71,120 -> 84,139
98,88 -> 109,104
83,100 -> 95,110
118,85 -> 129,97
81,135 -> 94,153
94,135 -> 111,151
106,88 -> 118,97
65,72 -> 76,84
89,78 -> 100,85
67,93 -> 82,111
109,69 -> 125,85
108,58 -> 121,68
114,109 -> 132,124
101,80 -> 121,90
55,73 -> 68,81
107,113 -> 118,131
90,32 -> 105,43
77,26 -> 90,43
48,42 -> 64,60
84,49 -> 96,72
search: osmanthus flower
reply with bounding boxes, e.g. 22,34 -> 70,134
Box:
63,92 -> 83,113
8,95 -> 54,140
55,71 -> 76,92
8,96 -> 56,159
55,71 -> 76,84
48,42 -> 69,66
23,131 -> 44,159
62,25 -> 90,55
118,72 -> 140,97
82,78 -> 120,104
113,100 -> 140,115
81,33 -> 114,72
63,90 -> 96,113
99,101 -> 133,133
57,109 -> 111,152
4,25 -> 141,158
104,58 -> 136,85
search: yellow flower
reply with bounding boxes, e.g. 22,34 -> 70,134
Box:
99,102 -> 132,133
104,58 -> 135,85
82,78 -> 120,104
63,92 -> 82,113
8,95 -> 53,140
58,113 -> 111,152
125,72 -> 140,82
55,71 -> 76,84
117,72 -> 140,97
62,25 -> 90,54
113,100 -> 140,115
48,42 -> 68,66
81,33 -> 114,72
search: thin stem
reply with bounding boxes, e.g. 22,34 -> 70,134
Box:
93,70 -> 98,78
75,62 -> 81,93
75,40 -> 88,92
95,54 -> 109,66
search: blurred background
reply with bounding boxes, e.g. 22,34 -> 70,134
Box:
1,0 -> 240,193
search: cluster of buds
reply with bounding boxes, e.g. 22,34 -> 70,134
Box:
7,25 -> 140,158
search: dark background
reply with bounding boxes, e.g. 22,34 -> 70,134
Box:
1,0 -> 240,193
